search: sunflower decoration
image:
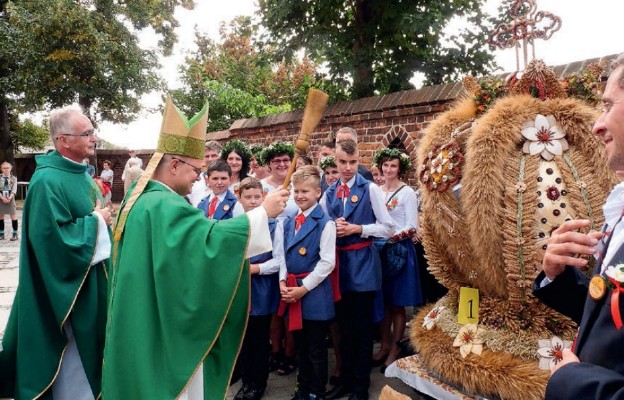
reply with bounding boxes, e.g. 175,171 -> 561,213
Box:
318,155 -> 336,170
419,142 -> 464,192
372,148 -> 412,173
258,141 -> 295,166
221,139 -> 252,160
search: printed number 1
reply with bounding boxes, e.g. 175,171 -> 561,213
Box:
468,299 -> 473,319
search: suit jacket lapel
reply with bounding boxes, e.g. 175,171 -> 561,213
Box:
576,241 -> 624,352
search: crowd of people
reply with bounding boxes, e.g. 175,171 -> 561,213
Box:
3,53 -> 624,400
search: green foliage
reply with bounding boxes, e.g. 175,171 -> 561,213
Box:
11,118 -> 48,152
172,17 -> 347,132
0,0 -> 194,163
257,0 -> 497,98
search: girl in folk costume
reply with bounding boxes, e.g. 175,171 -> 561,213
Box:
371,148 -> 423,372
0,162 -> 18,240
221,139 -> 251,196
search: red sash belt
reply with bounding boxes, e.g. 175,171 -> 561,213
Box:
608,276 -> 624,330
334,240 -> 373,302
278,272 -> 310,331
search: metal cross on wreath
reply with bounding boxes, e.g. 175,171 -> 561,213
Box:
488,0 -> 561,71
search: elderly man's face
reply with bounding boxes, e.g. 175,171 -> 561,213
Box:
594,67 -> 624,173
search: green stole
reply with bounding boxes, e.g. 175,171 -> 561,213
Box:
103,181 -> 250,399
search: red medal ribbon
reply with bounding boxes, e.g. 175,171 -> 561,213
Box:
278,272 -> 310,331
608,276 -> 624,330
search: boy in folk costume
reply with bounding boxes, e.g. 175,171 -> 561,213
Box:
277,166 -> 336,400
232,177 -> 281,400
197,159 -> 244,220
320,139 -> 394,400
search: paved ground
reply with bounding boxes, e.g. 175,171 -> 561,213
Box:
0,208 -> 420,399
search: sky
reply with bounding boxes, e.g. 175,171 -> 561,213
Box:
96,0 -> 624,149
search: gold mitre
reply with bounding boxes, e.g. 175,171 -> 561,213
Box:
157,96 -> 209,160
112,97 -> 209,247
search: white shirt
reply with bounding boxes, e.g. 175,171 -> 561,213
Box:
602,182 -> 624,268
188,179 -> 210,207
261,178 -> 298,220
319,176 -> 394,239
382,184 -> 419,235
275,204 -> 336,291
121,156 -> 143,181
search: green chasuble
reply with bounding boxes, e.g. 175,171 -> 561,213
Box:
0,151 -> 109,399
102,180 -> 251,399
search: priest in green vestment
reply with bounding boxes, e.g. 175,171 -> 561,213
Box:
102,98 -> 289,400
0,106 -> 113,399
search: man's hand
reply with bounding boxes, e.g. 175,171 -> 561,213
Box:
93,199 -> 113,227
550,349 -> 579,375
335,217 -> 361,237
262,189 -> 290,218
542,219 -> 601,280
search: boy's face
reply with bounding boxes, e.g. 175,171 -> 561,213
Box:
207,170 -> 231,195
239,188 -> 263,211
324,166 -> 340,186
335,147 -> 358,183
293,180 -> 320,212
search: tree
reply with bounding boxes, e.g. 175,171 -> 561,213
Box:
0,0 -> 194,164
257,0 -> 497,98
171,17 -> 347,132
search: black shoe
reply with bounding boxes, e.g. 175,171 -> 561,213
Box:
244,383 -> 265,400
234,385 -> 250,400
10,233 -> 17,241
269,351 -> 282,372
291,390 -> 309,400
325,383 -> 353,400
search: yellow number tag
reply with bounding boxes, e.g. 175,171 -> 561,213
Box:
458,287 -> 479,324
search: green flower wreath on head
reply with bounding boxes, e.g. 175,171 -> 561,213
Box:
259,141 -> 295,166
318,155 -> 337,170
372,148 -> 412,173
221,139 -> 252,161
249,145 -> 264,157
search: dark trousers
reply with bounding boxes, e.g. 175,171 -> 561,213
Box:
293,320 -> 329,396
336,290 -> 375,398
236,314 -> 272,388
414,242 -> 447,304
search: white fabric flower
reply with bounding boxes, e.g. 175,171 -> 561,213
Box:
422,305 -> 445,330
521,114 -> 569,161
537,336 -> 572,370
452,324 -> 484,358
430,152 -> 448,174
605,264 -> 624,283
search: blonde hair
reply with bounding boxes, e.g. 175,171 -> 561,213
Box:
292,165 -> 321,188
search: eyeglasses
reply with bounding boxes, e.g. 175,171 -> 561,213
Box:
172,157 -> 202,175
270,158 -> 291,165
59,129 -> 96,138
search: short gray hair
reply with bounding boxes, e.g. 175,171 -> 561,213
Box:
335,127 -> 358,143
205,140 -> 222,152
610,53 -> 624,89
49,105 -> 85,141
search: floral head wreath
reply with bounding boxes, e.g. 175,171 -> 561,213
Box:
221,139 -> 252,161
318,155 -> 336,170
249,145 -> 264,158
258,141 -> 295,166
373,148 -> 412,173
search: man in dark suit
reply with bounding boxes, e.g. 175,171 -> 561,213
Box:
533,53 -> 624,399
